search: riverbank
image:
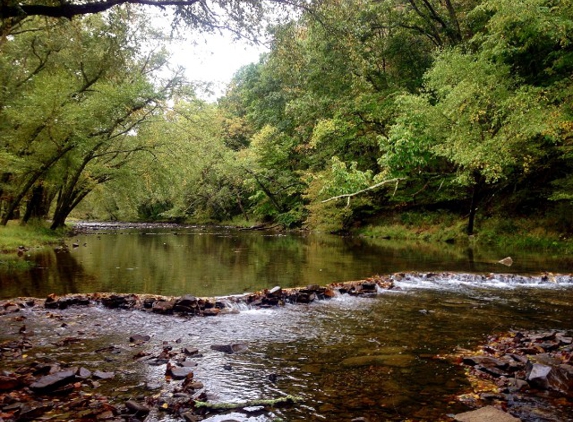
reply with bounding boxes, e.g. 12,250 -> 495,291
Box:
0,222 -> 66,270
353,212 -> 572,253
2,213 -> 571,267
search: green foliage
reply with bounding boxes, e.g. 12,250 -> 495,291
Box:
3,0 -> 573,238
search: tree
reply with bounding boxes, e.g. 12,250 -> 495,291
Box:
383,49 -> 559,234
0,10 -> 184,228
0,0 -> 309,40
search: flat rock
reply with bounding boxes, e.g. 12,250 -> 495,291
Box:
30,369 -> 76,391
455,406 -> 520,421
93,370 -> 115,380
210,343 -> 248,354
169,366 -> 194,380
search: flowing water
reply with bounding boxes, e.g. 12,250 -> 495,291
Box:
1,223 -> 573,421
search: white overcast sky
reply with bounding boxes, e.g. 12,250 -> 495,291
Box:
168,34 -> 269,101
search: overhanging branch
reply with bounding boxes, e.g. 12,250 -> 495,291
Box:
321,177 -> 406,204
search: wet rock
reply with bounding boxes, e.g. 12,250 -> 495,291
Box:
129,334 -> 151,343
182,347 -> 199,356
176,295 -> 197,307
76,367 -> 92,379
143,297 -> 156,309
527,362 -> 573,395
202,308 -> 220,316
30,369 -> 77,392
268,286 -> 282,297
454,405 -> 520,421
92,370 -> 115,380
18,402 -> 54,420
168,366 -> 194,380
0,374 -> 23,390
210,343 -> 248,354
101,294 -> 135,309
152,300 -> 174,314
174,295 -> 199,314
125,400 -> 150,416
463,356 -> 510,370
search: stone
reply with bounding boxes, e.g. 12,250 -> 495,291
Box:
30,369 -> 76,392
168,366 -> 194,380
183,412 -> 201,422
176,295 -> 198,307
268,286 -> 282,297
92,370 -> 115,380
498,257 -> 513,266
152,300 -> 174,314
454,405 -> 520,421
125,400 -> 150,415
210,343 -> 248,354
129,334 -> 151,343
527,363 -> 552,389
182,347 -> 199,356
0,374 -> 22,390
202,308 -> 220,316
463,356 -> 509,370
76,367 -> 92,379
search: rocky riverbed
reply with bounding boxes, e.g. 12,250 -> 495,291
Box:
0,276 -> 394,421
451,329 -> 573,421
1,273 -> 573,421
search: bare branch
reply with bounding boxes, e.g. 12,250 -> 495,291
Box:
321,178 -> 406,204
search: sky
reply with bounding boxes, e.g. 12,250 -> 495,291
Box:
168,34 -> 269,101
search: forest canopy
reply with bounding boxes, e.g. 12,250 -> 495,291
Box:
1,0 -> 572,238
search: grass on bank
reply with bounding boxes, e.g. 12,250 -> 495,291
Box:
0,220 -> 67,271
354,210 -> 572,253
0,220 -> 65,253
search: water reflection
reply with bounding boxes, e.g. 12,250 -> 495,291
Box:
1,224 -> 573,299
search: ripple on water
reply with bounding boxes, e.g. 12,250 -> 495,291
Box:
2,277 -> 573,421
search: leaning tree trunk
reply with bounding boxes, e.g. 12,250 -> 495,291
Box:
22,183 -> 53,224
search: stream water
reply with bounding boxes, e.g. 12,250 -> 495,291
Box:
1,223 -> 573,421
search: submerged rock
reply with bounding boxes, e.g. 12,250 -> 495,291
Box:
341,354 -> 415,368
210,343 -> 248,354
455,405 -> 520,421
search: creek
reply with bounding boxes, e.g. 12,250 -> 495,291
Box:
1,223 -> 573,421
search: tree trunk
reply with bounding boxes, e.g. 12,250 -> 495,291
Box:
467,176 -> 481,236
0,145 -> 74,226
22,183 -> 53,224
